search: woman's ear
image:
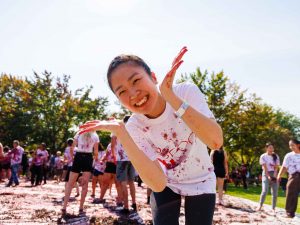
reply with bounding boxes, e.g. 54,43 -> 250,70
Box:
151,72 -> 158,84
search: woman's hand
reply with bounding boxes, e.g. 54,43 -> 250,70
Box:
78,119 -> 125,136
159,46 -> 188,100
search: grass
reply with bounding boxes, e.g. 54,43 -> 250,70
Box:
225,183 -> 300,213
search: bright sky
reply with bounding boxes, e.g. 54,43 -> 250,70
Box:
1,0 -> 299,117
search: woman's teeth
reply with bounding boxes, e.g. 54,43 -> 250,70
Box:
135,96 -> 148,106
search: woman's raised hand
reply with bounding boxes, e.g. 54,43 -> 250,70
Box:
78,119 -> 124,136
159,46 -> 188,99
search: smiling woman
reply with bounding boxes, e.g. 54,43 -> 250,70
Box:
79,47 -> 223,225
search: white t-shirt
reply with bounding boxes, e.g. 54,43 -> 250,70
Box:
126,82 -> 216,196
64,146 -> 78,167
37,149 -> 49,163
54,156 -> 64,169
74,132 -> 99,153
282,152 -> 300,175
116,140 -> 129,162
93,151 -> 106,172
259,153 -> 280,173
105,144 -> 115,162
11,146 -> 24,165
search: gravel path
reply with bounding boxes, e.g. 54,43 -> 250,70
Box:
0,179 -> 299,225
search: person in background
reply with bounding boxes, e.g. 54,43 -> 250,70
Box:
6,140 -> 24,187
21,150 -> 29,180
31,151 -> 43,186
93,142 -> 123,206
258,142 -> 280,212
0,143 -> 4,182
37,143 -> 49,185
1,146 -> 11,183
54,151 -> 64,183
277,139 -> 300,218
62,131 -> 99,216
63,138 -> 80,199
240,163 -> 248,189
210,146 -> 229,206
91,143 -> 106,198
114,115 -> 137,214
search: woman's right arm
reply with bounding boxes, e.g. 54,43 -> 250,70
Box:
117,127 -> 167,192
79,121 -> 167,192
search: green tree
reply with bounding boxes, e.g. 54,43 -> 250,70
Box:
0,71 -> 109,152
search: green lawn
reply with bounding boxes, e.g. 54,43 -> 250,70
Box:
225,183 -> 300,213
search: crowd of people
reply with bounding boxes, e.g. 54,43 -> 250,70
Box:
1,47 -> 299,225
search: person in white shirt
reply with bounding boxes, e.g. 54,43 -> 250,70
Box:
258,142 -> 280,212
7,140 -> 24,187
79,47 -> 223,225
91,144 -> 106,198
37,143 -> 49,185
63,138 -> 80,198
114,115 -> 137,214
277,139 -> 300,218
62,131 -> 99,216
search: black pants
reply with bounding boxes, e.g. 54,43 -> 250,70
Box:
150,187 -> 215,225
31,165 -> 42,186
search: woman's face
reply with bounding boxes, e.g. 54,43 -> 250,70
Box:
110,63 -> 164,118
289,141 -> 298,151
266,145 -> 274,154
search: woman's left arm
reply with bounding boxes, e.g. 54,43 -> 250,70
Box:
93,142 -> 99,161
224,151 -> 229,178
160,47 -> 223,150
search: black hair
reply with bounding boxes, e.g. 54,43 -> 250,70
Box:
3,146 -> 10,153
265,142 -> 277,162
123,115 -> 131,124
265,142 -> 272,147
67,138 -> 74,146
290,139 -> 300,145
107,54 -> 152,92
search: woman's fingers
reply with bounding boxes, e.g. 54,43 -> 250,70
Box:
167,60 -> 183,78
78,128 -> 95,135
172,46 -> 188,66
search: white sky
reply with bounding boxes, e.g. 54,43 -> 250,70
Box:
0,0 -> 299,117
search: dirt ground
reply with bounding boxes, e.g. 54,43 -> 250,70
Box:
0,178 -> 299,225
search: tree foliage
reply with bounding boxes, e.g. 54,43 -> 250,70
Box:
0,71 -> 109,152
178,68 -> 299,174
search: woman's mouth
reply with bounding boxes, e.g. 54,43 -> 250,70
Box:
134,96 -> 148,107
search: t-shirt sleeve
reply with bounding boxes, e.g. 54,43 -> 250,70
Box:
259,155 -> 265,165
126,123 -> 158,161
93,133 -> 100,143
282,154 -> 289,168
74,133 -> 79,142
177,82 -> 215,119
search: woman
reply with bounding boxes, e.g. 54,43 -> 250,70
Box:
258,142 -> 280,212
93,142 -> 123,207
91,143 -> 106,198
277,139 -> 300,218
79,47 -> 223,225
62,131 -> 99,216
210,147 -> 228,206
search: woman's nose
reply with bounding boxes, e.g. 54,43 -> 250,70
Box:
129,89 -> 140,99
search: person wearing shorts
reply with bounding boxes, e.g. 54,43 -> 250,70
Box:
115,115 -> 137,214
91,149 -> 106,198
94,143 -> 122,205
62,132 -> 99,216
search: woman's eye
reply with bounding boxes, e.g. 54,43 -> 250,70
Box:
133,78 -> 141,84
118,90 -> 126,96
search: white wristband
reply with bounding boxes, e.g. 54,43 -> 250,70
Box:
175,101 -> 189,118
